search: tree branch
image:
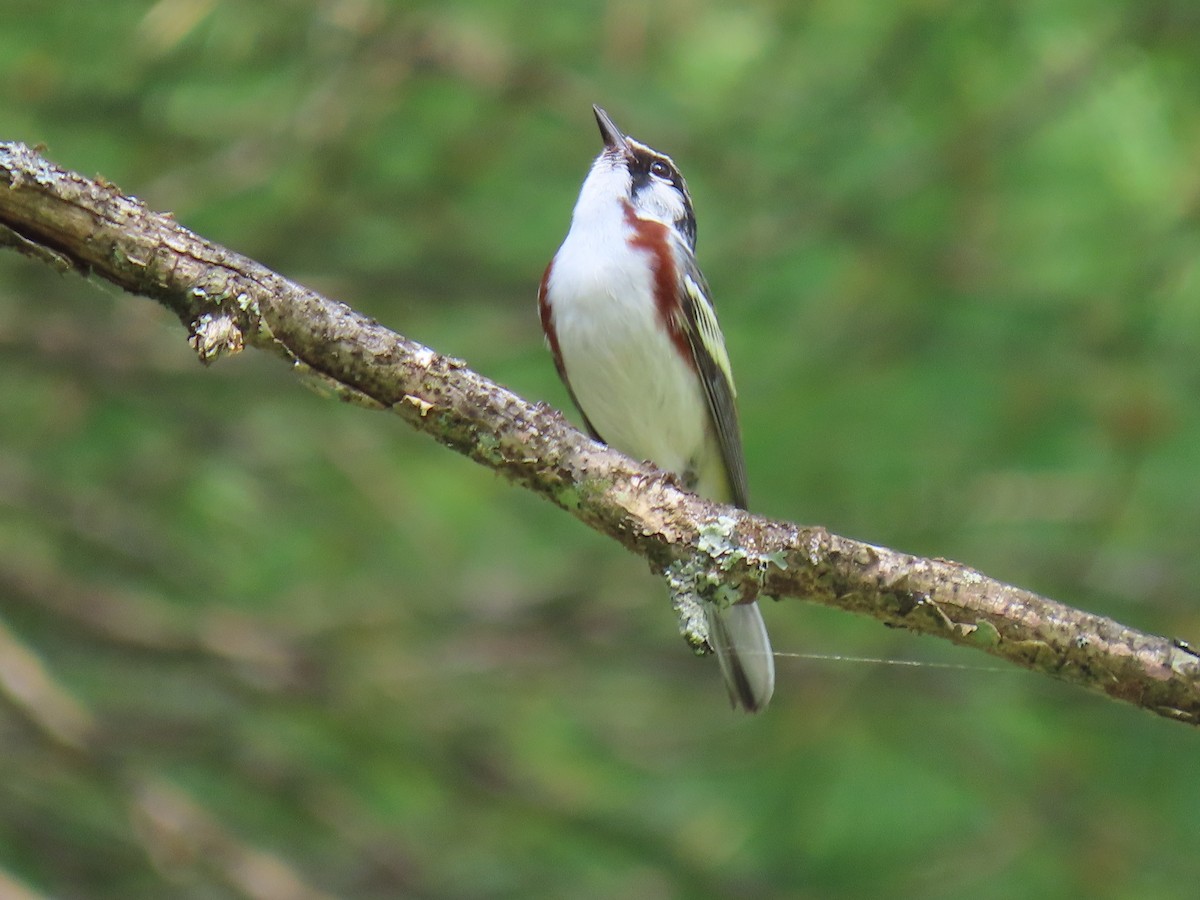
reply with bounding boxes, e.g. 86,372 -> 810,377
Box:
2,140 -> 1197,725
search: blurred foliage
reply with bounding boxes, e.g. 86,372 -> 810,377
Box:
2,0 -> 1200,897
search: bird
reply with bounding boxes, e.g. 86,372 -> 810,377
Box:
538,105 -> 775,712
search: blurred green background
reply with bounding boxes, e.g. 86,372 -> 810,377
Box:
3,1 -> 1200,897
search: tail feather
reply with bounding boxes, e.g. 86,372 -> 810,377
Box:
704,601 -> 774,713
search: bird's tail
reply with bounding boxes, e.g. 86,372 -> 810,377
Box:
704,601 -> 775,713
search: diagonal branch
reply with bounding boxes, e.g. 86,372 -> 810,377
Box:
2,140 -> 1197,725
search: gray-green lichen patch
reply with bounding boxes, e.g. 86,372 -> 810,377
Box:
697,514 -> 740,559
760,549 -> 788,571
666,514 -> 753,653
699,513 -> 789,600
188,312 -> 244,364
665,559 -> 711,653
187,282 -> 260,329
473,431 -> 502,462
699,516 -> 751,587
232,290 -> 260,319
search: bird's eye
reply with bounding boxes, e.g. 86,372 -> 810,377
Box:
650,160 -> 672,179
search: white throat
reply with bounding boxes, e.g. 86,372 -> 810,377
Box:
569,152 -> 632,230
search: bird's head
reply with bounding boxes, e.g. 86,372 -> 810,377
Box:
579,105 -> 697,250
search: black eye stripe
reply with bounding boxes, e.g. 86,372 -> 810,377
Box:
626,141 -> 697,249
629,146 -> 677,180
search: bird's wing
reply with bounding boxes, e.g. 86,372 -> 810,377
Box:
671,238 -> 750,509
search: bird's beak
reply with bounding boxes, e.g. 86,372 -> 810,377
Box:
593,105 -> 629,155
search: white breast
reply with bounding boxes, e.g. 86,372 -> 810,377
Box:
546,191 -> 709,480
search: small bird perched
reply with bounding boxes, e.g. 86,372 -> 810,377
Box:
538,106 -> 775,712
